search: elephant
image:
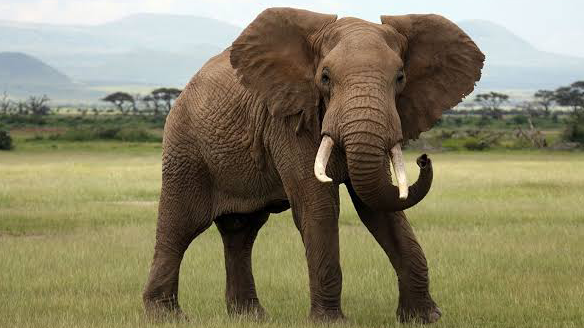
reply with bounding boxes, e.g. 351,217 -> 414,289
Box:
142,7 -> 484,324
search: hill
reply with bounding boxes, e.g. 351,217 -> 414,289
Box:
0,52 -> 102,100
459,20 -> 584,90
0,52 -> 72,85
0,14 -> 239,88
1,15 -> 583,101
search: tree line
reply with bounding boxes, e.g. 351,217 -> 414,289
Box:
0,87 -> 182,116
101,88 -> 182,116
470,81 -> 584,119
0,93 -> 51,115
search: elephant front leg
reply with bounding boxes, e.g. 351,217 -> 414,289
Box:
215,211 -> 269,319
347,183 -> 441,324
292,190 -> 344,322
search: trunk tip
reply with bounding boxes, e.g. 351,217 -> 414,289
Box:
416,154 -> 431,169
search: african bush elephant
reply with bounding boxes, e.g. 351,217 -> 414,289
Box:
143,7 -> 484,324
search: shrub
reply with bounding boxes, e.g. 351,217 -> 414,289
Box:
476,116 -> 491,127
563,112 -> 584,145
439,130 -> 456,139
512,115 -> 529,125
0,130 -> 13,150
464,138 -> 490,151
0,114 -> 47,127
50,127 -> 161,142
114,128 -> 160,142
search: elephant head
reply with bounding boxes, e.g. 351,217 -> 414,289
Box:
230,8 -> 484,211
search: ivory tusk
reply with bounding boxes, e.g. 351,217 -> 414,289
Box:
390,143 -> 408,199
314,136 -> 334,183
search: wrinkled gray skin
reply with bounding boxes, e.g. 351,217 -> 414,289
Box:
143,7 -> 484,324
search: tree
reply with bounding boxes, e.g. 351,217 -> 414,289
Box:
16,100 -> 26,115
517,101 -> 543,118
142,94 -> 162,116
25,95 -> 51,115
563,112 -> 584,145
130,93 -> 140,115
151,88 -> 182,114
1,92 -> 11,114
102,92 -> 135,115
554,81 -> 584,114
474,92 -> 509,119
554,81 -> 584,146
533,90 -> 555,117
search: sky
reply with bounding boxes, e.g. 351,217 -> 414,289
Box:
1,0 -> 583,57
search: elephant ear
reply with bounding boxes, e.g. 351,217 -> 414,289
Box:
381,14 -> 484,140
231,8 -> 337,118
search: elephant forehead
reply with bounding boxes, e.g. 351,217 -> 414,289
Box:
325,17 -> 403,48
321,37 -> 404,78
321,18 -> 406,60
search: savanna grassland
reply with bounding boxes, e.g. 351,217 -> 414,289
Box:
1,141 -> 583,328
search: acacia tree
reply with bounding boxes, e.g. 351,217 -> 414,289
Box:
102,92 -> 135,115
0,92 -> 11,114
25,95 -> 51,115
151,88 -> 182,114
474,92 -> 509,119
534,90 -> 555,117
554,81 -> 584,113
517,101 -> 542,118
553,81 -> 584,145
142,94 -> 161,115
15,100 -> 26,115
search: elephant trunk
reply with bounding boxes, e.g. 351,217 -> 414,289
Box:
315,92 -> 433,211
342,130 -> 432,211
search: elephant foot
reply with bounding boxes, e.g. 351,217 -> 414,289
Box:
397,304 -> 442,324
309,307 -> 346,323
143,296 -> 189,323
227,298 -> 267,321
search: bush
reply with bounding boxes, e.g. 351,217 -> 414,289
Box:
114,128 -> 160,142
0,114 -> 47,127
464,138 -> 490,151
476,116 -> 491,127
0,130 -> 13,150
512,115 -> 529,125
563,112 -> 584,145
50,127 -> 161,142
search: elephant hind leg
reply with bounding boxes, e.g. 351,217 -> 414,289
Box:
215,211 -> 269,318
143,152 -> 213,320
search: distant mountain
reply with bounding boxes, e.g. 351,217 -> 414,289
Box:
0,52 -> 72,85
459,20 -> 584,90
1,15 -> 583,102
0,52 -> 102,100
0,14 -> 240,88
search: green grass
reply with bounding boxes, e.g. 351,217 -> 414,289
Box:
1,145 -> 583,328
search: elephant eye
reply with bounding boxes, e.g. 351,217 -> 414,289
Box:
321,69 -> 330,85
397,71 -> 405,83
